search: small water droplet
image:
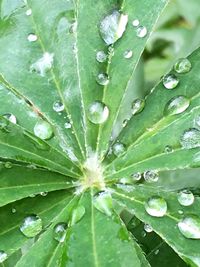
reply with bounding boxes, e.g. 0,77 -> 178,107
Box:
96,51 -> 107,63
154,249 -> 160,255
144,170 -> 159,183
88,101 -> 109,124
11,208 -> 16,213
70,205 -> 85,226
99,10 -> 128,45
3,113 -> 17,124
177,190 -> 194,206
40,192 -> 48,197
178,215 -> 200,239
131,172 -> 142,181
34,120 -> 53,140
122,119 -> 128,127
20,214 -> 42,238
96,73 -> 109,86
64,122 -> 72,129
164,145 -> 173,153
53,101 -> 64,112
26,9 -> 32,16
132,99 -> 145,115
119,177 -> 132,184
136,26 -> 147,38
145,196 -> 167,217
124,50 -> 133,59
53,223 -> 67,242
144,224 -> 153,233
174,58 -> 192,74
164,96 -> 190,116
163,74 -> 179,89
93,191 -> 113,216
4,162 -> 12,169
27,33 -> 38,42
112,142 -> 126,156
30,52 -> 54,77
180,128 -> 200,149
0,251 -> 7,263
132,19 -> 140,27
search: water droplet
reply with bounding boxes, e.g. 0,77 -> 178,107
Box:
34,120 -> 53,140
177,190 -> 194,206
119,177 -> 132,184
164,145 -> 173,153
5,162 -> 12,169
132,19 -> 140,27
30,52 -> 54,77
96,73 -> 109,86
27,33 -> 38,42
180,128 -> 200,149
132,99 -> 145,115
178,215 -> 200,239
164,96 -> 190,116
112,142 -> 126,156
144,170 -> 159,183
154,249 -> 160,255
26,9 -> 32,16
93,191 -> 113,216
145,196 -> 167,217
12,208 -> 16,213
20,215 -> 42,238
131,172 -> 142,181
174,58 -> 192,74
0,251 -> 7,263
40,192 -> 48,197
88,101 -> 109,124
136,26 -> 147,38
3,113 -> 17,124
99,10 -> 128,45
70,205 -> 85,226
144,224 -> 153,233
96,51 -> 107,63
122,119 -> 128,127
64,122 -> 72,129
53,101 -> 64,112
124,50 -> 133,59
163,74 -> 179,90
53,223 -> 67,242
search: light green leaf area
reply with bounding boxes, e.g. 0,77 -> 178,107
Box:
113,185 -> 200,267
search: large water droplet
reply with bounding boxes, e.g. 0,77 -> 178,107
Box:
30,52 -> 54,77
163,74 -> 179,90
3,113 -> 17,124
70,205 -> 85,226
164,96 -> 190,116
144,170 -> 159,183
180,128 -> 200,149
53,223 -> 67,242
178,215 -> 200,239
136,26 -> 147,38
53,101 -> 64,112
93,191 -> 113,216
96,73 -> 109,86
99,10 -> 128,45
124,50 -> 133,59
174,58 -> 192,74
177,190 -> 194,206
145,196 -> 167,217
112,142 -> 126,156
20,215 -> 42,238
0,251 -> 7,263
88,101 -> 109,124
96,51 -> 107,63
34,120 -> 53,140
132,99 -> 145,115
27,33 -> 38,42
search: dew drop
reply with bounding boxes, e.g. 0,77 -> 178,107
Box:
122,119 -> 128,127
96,73 -> 109,86
27,33 -> 38,42
163,74 -> 179,89
26,9 -> 32,16
93,191 -> 113,216
180,128 -> 200,149
64,122 -> 72,129
34,120 -> 53,140
144,170 -> 159,183
3,113 -> 17,124
30,52 -> 54,77
88,101 -> 109,124
124,50 -> 133,59
164,96 -> 190,116
40,191 -> 48,197
99,10 -> 128,45
53,223 -> 67,243
131,172 -> 142,181
112,142 -> 126,156
174,58 -> 192,74
53,101 -> 64,112
145,196 -> 167,217
96,51 -> 107,63
144,224 -> 153,233
177,190 -> 194,206
132,99 -> 145,115
136,26 -> 147,38
178,215 -> 200,239
0,251 -> 7,263
164,145 -> 173,153
5,162 -> 12,169
70,205 -> 85,226
20,214 -> 42,238
132,19 -> 140,27
12,208 -> 16,213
